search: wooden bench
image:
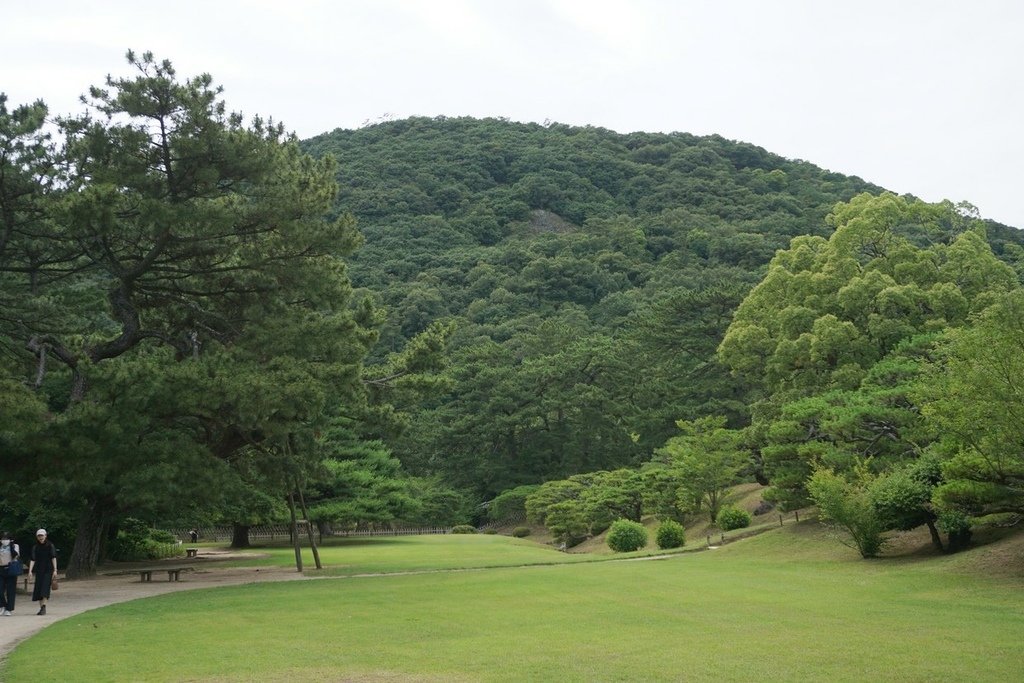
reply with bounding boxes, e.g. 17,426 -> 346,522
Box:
137,567 -> 190,582
18,575 -> 52,591
185,548 -> 199,558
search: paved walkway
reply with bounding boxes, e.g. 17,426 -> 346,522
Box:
0,552 -> 311,662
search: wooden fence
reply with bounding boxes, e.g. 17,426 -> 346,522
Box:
166,523 -> 456,543
165,525 -> 308,543
165,516 -> 527,543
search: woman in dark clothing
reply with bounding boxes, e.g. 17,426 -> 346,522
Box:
0,531 -> 20,615
28,529 -> 58,616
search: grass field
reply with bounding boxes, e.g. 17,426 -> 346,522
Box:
212,532 -> 608,573
4,522 -> 1023,682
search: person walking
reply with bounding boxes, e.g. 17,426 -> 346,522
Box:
28,529 -> 58,616
0,532 -> 21,616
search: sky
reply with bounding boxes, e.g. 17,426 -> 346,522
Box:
4,0 -> 1022,228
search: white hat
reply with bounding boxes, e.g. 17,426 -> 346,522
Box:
36,529 -> 47,536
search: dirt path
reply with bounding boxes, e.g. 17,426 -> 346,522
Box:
0,550 -> 312,662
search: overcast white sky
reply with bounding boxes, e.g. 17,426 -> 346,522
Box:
4,0 -> 1022,227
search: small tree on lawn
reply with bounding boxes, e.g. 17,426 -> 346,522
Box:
652,416 -> 744,522
808,466 -> 886,558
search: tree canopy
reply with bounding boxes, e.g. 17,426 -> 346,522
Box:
5,58 -> 1023,566
0,53 -> 445,575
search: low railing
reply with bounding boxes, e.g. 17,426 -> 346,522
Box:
477,511 -> 527,532
333,526 -> 451,537
151,541 -> 183,559
165,525 -> 298,543
165,518 -> 527,543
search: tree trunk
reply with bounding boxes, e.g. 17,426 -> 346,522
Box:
288,492 -> 303,572
925,519 -> 945,552
631,500 -> 644,523
947,527 -> 972,553
65,497 -> 115,579
708,493 -> 720,523
296,485 -> 322,570
231,523 -> 251,548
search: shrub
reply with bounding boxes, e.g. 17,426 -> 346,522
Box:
808,468 -> 886,558
149,529 -> 177,544
108,518 -> 181,561
489,485 -> 541,522
512,526 -> 531,538
606,519 -> 648,553
717,506 -> 752,531
450,524 -> 477,534
482,528 -> 498,535
655,519 -> 686,549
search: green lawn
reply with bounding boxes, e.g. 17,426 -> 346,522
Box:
210,532 -> 608,573
5,526 -> 1023,682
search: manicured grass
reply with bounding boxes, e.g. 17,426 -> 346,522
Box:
211,533 -> 608,573
5,526 -> 1023,682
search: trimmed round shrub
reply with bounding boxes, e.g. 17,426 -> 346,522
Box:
717,506 -> 752,531
512,526 -> 531,538
606,519 -> 648,553
655,519 -> 686,549
450,524 -> 477,534
482,528 -> 498,534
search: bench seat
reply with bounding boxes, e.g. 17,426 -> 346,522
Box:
137,567 -> 190,582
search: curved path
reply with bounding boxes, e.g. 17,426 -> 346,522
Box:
0,551 -> 312,662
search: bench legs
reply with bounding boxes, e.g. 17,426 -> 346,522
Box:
138,570 -> 182,581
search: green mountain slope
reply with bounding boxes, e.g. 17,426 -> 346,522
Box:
301,117 -> 1023,500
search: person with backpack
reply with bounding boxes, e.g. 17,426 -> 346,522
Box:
0,531 -> 21,616
28,529 -> 58,616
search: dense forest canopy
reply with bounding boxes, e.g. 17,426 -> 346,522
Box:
4,56 -> 1023,570
300,117 -> 1024,505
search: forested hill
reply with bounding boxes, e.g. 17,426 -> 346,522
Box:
301,117 -> 887,354
300,116 -> 1024,500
